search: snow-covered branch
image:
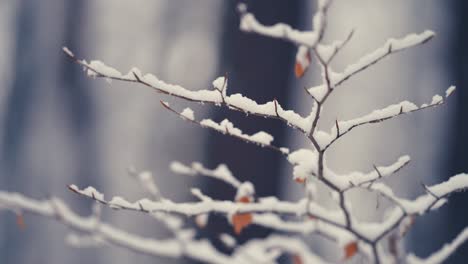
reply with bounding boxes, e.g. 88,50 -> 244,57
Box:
1,191 -> 339,264
62,48 -> 314,134
325,155 -> 411,191
371,173 -> 468,216
160,101 -> 288,155
67,184 -> 346,226
68,171 -> 468,246
332,30 -> 435,88
0,192 -> 187,260
407,227 -> 468,264
238,0 -> 331,48
322,86 -> 455,150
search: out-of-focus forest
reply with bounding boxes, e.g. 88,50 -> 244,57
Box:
0,1 -> 466,263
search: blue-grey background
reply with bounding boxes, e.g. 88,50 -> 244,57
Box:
0,0 -> 466,263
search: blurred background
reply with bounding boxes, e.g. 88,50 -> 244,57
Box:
0,0 -> 466,263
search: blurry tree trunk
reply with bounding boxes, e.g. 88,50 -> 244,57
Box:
1,1 -> 99,263
1,2 -> 38,261
203,0 -> 306,242
446,0 -> 468,262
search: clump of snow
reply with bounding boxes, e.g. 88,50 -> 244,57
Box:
235,182 -> 255,200
288,149 -> 318,182
248,131 -> 274,145
446,86 -> 456,97
62,47 -> 74,57
69,185 -> 104,201
219,233 -> 236,248
307,85 -> 328,102
142,73 -> 221,102
200,118 -> 274,145
180,108 -> 195,121
295,46 -> 311,75
314,130 -> 332,149
324,155 -> 410,190
280,147 -> 290,154
170,161 -> 194,175
212,77 -> 227,92
86,60 -> 122,78
431,95 -> 443,105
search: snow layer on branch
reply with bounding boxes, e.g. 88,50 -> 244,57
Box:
296,46 -> 311,67
224,94 -> 312,132
315,130 -> 333,150
307,84 -> 328,102
352,174 -> 468,241
239,14 -> 318,47
238,0 -> 330,48
64,48 -> 314,133
331,30 -> 435,86
318,86 -> 456,149
428,173 -> 468,197
213,76 -> 227,92
339,100 -> 418,132
1,192 -> 303,263
0,192 -> 184,258
287,148 -> 319,182
86,60 -> 122,78
370,173 -> 468,215
235,182 -> 255,200
200,118 -> 274,145
69,185 -> 346,226
76,54 -> 223,103
170,161 -> 241,188
324,155 -> 410,190
219,233 -> 236,249
407,227 -> 468,264
68,185 -> 104,201
180,108 -> 195,121
142,73 -> 221,101
316,41 -> 344,63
